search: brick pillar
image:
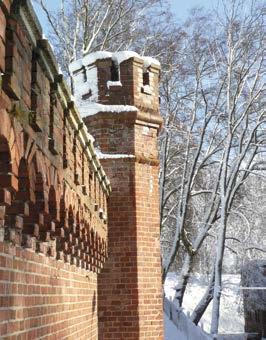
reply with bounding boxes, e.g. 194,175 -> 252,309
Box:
72,54 -> 163,339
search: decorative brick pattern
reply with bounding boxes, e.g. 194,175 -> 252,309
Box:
0,1 -> 163,339
0,1 -> 109,338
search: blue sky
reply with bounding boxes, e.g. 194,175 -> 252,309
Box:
169,0 -> 212,20
33,0 -> 213,34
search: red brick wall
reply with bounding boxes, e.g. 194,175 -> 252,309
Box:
134,124 -> 163,339
0,242 -> 98,339
99,160 -> 140,339
0,1 -> 164,339
86,116 -> 164,340
0,1 -> 109,338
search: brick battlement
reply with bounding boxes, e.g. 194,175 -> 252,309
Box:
69,51 -> 161,116
0,1 -> 111,338
0,0 -> 110,267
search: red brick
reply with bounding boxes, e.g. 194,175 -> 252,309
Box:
0,2 -> 162,339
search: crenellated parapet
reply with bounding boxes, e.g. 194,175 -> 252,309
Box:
69,51 -> 161,117
0,0 -> 110,273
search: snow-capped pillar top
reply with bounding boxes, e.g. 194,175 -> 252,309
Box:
69,51 -> 161,116
77,52 -> 164,340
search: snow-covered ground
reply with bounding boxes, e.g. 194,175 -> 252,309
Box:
164,296 -> 212,340
164,313 -> 193,340
164,273 -> 244,335
164,313 -> 186,340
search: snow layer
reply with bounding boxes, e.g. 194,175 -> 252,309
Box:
107,80 -> 122,88
141,85 -> 153,94
164,298 -> 212,340
164,273 -> 244,334
69,51 -> 112,73
85,66 -> 98,102
164,313 -> 183,340
83,51 -> 112,68
72,65 -> 98,105
112,51 -> 139,64
95,149 -> 135,160
79,103 -> 138,118
143,56 -> 160,69
69,50 -> 160,74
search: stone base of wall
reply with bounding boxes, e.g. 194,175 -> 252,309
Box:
0,241 -> 98,339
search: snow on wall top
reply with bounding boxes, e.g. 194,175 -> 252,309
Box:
69,51 -> 112,73
95,147 -> 135,160
69,50 -> 159,117
69,50 -> 160,74
78,103 -> 138,118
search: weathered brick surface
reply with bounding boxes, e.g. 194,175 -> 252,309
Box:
0,242 -> 98,339
82,56 -> 164,339
96,57 -> 160,112
0,1 -> 163,339
0,1 -> 109,338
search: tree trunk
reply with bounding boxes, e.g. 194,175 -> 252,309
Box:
210,207 -> 227,335
174,253 -> 193,306
191,262 -> 215,325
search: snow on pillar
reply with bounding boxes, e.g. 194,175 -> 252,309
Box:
70,51 -> 163,340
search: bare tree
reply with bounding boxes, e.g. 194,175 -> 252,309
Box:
34,0 -> 172,75
209,1 -> 265,333
159,1 -> 265,333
